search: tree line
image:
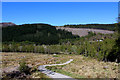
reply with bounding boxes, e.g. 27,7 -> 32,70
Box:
2,38 -> 116,62
59,24 -> 116,31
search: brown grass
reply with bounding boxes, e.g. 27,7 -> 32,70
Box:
1,52 -> 119,78
54,55 -> 119,78
1,52 -> 69,70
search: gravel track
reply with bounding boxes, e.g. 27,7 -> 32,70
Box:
38,59 -> 77,79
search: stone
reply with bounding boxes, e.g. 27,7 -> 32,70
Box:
103,66 -> 108,69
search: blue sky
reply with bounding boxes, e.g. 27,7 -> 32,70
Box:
2,0 -> 120,2
2,2 -> 118,26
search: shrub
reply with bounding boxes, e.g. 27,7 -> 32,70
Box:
19,60 -> 31,74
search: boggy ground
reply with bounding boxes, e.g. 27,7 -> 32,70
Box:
1,52 -> 119,78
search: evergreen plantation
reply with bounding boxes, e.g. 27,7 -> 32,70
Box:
2,23 -> 79,44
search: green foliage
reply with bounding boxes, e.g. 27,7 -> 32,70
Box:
107,23 -> 120,63
2,38 -> 115,62
19,59 -> 30,74
53,55 -> 59,57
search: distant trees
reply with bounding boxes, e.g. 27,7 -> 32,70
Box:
2,37 -> 115,62
2,23 -> 79,45
63,24 -> 115,31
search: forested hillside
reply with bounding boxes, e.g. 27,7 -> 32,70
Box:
2,23 -> 79,44
2,23 -> 120,62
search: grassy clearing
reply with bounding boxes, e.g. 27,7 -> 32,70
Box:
1,52 -> 119,78
46,54 -> 119,78
1,52 -> 70,68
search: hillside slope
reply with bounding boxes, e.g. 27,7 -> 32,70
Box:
56,27 -> 114,37
2,23 -> 79,44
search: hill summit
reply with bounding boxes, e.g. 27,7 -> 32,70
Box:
0,22 -> 16,27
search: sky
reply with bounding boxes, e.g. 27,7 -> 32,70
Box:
2,2 -> 118,26
1,0 -> 120,2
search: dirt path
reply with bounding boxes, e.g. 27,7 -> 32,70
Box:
2,59 -> 76,79
38,59 -> 77,79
